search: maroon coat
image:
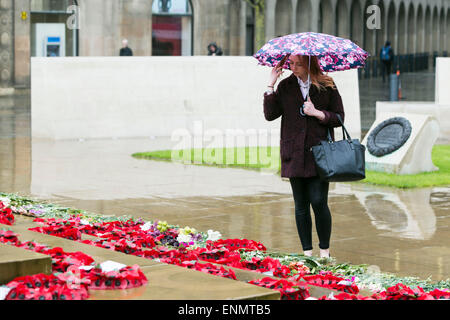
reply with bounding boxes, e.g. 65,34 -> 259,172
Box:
264,73 -> 345,178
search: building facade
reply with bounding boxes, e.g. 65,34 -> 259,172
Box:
0,0 -> 449,88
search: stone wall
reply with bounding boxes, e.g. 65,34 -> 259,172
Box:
31,56 -> 361,141
14,0 -> 31,88
0,0 -> 14,88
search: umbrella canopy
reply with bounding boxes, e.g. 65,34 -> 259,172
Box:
254,32 -> 370,72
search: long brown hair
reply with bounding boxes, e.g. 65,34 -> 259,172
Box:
297,55 -> 336,91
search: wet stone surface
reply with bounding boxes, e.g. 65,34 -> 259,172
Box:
1,80 -> 449,282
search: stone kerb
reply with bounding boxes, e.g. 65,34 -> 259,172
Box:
362,112 -> 440,175
31,57 -> 361,141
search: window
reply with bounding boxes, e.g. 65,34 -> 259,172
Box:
152,0 -> 193,56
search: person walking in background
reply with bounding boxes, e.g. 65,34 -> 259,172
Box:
120,39 -> 133,56
380,41 -> 394,83
207,42 -> 223,56
263,55 -> 345,259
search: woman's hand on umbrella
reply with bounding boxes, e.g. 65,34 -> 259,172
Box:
269,65 -> 283,86
303,96 -> 318,116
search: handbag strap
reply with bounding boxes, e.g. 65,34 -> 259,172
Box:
327,114 -> 352,142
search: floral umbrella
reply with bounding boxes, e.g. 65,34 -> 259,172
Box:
253,32 -> 370,72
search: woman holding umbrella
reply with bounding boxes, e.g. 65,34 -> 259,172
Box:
257,33 -> 369,258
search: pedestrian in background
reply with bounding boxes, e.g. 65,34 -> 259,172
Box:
120,39 -> 133,56
207,42 -> 223,56
380,41 -> 394,83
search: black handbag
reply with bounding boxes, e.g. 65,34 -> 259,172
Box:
311,115 -> 366,182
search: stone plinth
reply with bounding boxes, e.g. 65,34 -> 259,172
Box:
0,243 -> 52,285
362,112 -> 440,175
376,102 -> 450,143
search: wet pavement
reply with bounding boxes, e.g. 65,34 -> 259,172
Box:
1,82 -> 449,282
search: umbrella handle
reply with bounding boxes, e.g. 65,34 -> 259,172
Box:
300,104 -> 306,117
300,56 -> 311,118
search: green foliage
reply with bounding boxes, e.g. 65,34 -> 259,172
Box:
133,145 -> 450,188
133,146 -> 281,173
359,145 -> 450,188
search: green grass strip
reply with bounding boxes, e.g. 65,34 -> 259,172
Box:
132,145 -> 450,188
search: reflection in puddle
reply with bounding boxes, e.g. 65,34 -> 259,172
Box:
333,183 -> 438,240
365,194 -> 408,231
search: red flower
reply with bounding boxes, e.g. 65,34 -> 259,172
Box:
248,277 -> 310,300
207,239 -> 267,252
428,288 -> 450,300
295,274 -> 360,294
0,206 -> 15,225
0,229 -> 20,245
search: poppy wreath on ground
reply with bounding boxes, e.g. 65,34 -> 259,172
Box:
208,239 -> 267,252
142,247 -> 184,260
428,288 -> 450,300
196,248 -> 242,265
5,274 -> 89,300
131,235 -> 157,249
371,283 -> 450,300
239,257 -> 291,278
321,285 -> 450,300
45,247 -> 95,273
0,229 -> 20,245
17,240 -> 50,253
379,283 -> 425,300
292,273 -> 360,294
0,202 -> 14,226
29,225 -> 82,241
106,238 -> 144,256
191,262 -> 237,280
320,292 -> 375,300
248,277 -> 310,300
79,264 -> 148,290
0,231 -> 148,296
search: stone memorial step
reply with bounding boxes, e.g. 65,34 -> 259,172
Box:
0,243 -> 52,285
4,222 -> 279,300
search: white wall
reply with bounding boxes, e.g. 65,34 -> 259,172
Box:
31,56 -> 361,142
436,58 -> 450,105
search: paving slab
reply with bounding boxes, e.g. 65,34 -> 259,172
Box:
0,243 -> 52,284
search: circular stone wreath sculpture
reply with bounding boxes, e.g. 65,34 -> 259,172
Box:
367,117 -> 412,157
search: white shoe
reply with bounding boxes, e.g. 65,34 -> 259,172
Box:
320,249 -> 330,258
304,250 -> 313,257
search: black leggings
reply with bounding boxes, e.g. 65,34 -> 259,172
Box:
289,177 -> 332,251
